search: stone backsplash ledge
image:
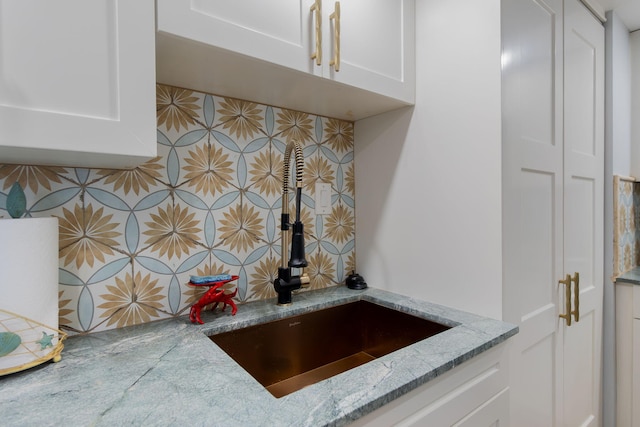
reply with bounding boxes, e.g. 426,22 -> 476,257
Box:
0,84 -> 355,333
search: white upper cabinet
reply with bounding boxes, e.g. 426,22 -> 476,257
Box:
0,1 -> 157,169
156,0 -> 318,76
324,0 -> 415,103
156,0 -> 414,120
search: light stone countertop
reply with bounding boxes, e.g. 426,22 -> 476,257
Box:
0,286 -> 517,426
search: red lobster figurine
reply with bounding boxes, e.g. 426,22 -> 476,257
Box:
188,274 -> 239,325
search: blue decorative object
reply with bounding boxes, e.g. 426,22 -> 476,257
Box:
36,332 -> 54,350
6,182 -> 26,219
0,332 -> 21,357
189,274 -> 232,284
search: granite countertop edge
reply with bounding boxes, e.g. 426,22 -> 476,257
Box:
0,286 -> 518,427
615,266 -> 640,285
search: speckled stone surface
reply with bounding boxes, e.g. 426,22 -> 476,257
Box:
0,287 -> 517,426
616,267 -> 640,285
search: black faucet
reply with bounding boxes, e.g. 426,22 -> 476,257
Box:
273,140 -> 310,305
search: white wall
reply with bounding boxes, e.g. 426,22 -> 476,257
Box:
354,0 -> 502,319
605,11 -> 632,427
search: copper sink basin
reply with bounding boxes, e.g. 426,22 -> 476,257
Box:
209,300 -> 451,398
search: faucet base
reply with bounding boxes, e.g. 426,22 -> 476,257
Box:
276,287 -> 293,306
274,267 -> 293,305
274,267 -> 309,305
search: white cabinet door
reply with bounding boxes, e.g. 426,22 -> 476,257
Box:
615,283 -> 634,427
0,0 -> 157,169
615,283 -> 640,426
502,0 -> 604,425
633,318 -> 640,425
350,344 -> 510,426
156,0 -> 317,76
326,0 -> 414,103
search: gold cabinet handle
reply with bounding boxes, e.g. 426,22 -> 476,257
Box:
329,2 -> 341,71
572,272 -> 580,322
559,274 -> 572,326
310,0 -> 322,66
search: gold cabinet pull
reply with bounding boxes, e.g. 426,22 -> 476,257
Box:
310,0 -> 322,66
329,2 -> 341,71
559,274 -> 572,326
572,272 -> 580,322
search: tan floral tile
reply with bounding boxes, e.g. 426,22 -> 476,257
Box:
157,85 -> 204,134
0,164 -> 67,195
215,98 -> 265,140
141,202 -> 204,261
96,269 -> 166,330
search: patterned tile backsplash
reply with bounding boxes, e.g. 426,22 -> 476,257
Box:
613,175 -> 640,277
0,85 -> 355,333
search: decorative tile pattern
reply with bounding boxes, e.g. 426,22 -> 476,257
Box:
613,175 -> 640,277
0,85 -> 355,333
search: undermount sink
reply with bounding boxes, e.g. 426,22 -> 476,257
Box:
209,300 -> 451,398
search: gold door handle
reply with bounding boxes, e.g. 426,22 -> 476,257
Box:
559,274 -> 572,326
329,2 -> 341,71
310,0 -> 322,66
572,272 -> 580,322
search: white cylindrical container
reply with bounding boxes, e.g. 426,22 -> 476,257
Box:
0,217 -> 59,329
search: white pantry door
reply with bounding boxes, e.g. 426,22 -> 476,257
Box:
502,0 -> 564,424
502,0 -> 603,425
562,0 -> 604,424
